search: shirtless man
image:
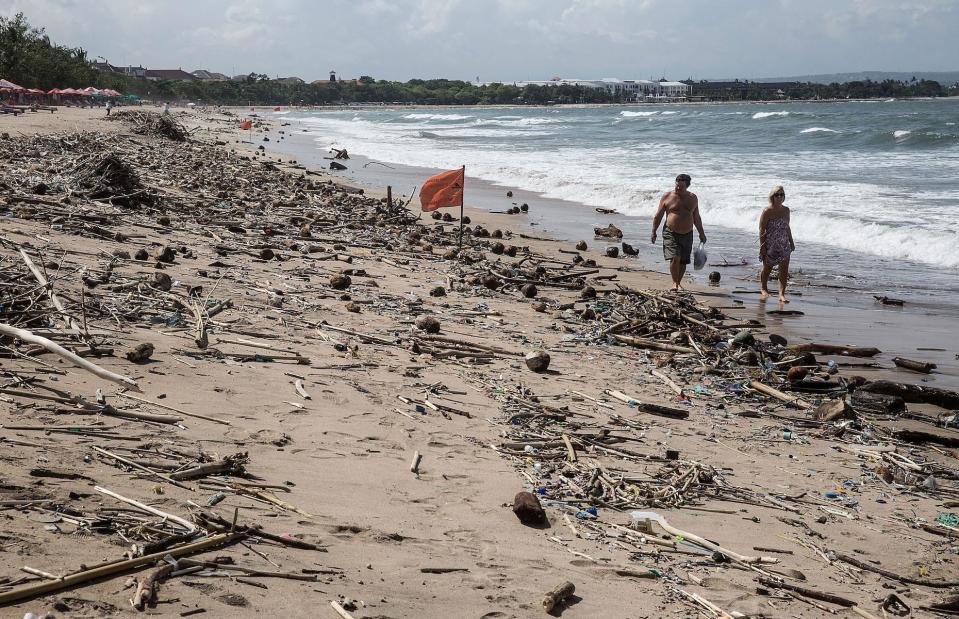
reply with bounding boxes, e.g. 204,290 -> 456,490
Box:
650,174 -> 707,292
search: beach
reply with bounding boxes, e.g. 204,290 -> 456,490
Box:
0,105 -> 957,619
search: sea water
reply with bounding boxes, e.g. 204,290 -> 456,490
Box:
276,99 -> 959,306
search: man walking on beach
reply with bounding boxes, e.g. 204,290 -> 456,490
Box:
650,174 -> 707,292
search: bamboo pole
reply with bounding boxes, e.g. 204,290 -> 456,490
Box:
0,533 -> 242,606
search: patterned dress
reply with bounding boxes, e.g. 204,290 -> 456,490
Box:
763,217 -> 792,265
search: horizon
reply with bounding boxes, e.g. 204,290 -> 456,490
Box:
2,0 -> 956,83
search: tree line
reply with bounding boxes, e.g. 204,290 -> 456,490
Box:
3,13 -> 956,105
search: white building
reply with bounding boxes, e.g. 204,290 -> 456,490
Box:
483,77 -> 689,101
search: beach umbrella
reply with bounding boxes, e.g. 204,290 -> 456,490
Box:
47,88 -> 64,95
0,78 -> 24,90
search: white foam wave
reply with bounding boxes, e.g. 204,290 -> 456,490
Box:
660,111 -> 680,115
752,111 -> 790,119
477,117 -> 560,126
403,113 -> 472,121
288,110 -> 956,268
800,127 -> 839,134
620,111 -> 658,117
893,130 -> 911,138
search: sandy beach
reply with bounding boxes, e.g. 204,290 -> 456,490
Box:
0,105 -> 957,619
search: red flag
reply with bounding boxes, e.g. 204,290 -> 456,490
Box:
420,167 -> 464,212
239,119 -> 252,130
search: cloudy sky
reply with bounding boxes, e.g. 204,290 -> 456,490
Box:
3,0 -> 955,82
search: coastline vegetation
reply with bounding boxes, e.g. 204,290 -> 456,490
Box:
3,13 -> 956,106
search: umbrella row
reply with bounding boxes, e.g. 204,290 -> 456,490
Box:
1,80 -> 123,97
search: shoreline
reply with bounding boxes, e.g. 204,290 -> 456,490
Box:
244,109 -> 959,390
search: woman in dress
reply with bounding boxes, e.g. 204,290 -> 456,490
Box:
759,185 -> 795,303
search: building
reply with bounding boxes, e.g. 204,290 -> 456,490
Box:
684,80 -> 800,100
483,77 -> 689,101
275,77 -> 305,85
145,69 -> 198,82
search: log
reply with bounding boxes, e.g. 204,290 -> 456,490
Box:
787,343 -> 880,357
892,357 -> 937,374
605,390 -> 689,419
859,380 -> 959,409
0,533 -> 242,605
542,581 -> 575,612
850,390 -> 905,415
893,429 -> 959,448
0,323 -> 138,389
612,335 -> 696,355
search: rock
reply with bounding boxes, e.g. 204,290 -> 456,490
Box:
442,249 -> 458,260
258,248 -> 275,260
622,242 -> 638,256
521,283 -> 538,298
415,315 -> 441,334
346,302 -> 361,313
125,343 -> 154,364
155,246 -> 176,263
490,242 -> 505,255
731,329 -> 755,348
151,272 -> 173,291
492,229 -> 503,239
709,271 -> 721,283
594,223 -> 623,239
112,250 -> 131,259
786,366 -> 808,382
520,203 -> 529,212
575,240 -> 587,251
462,215 -> 471,224
157,215 -> 171,226
431,211 -> 443,220
531,302 -> 547,312
299,223 -> 312,237
429,286 -> 446,297
513,491 -> 546,525
580,307 -> 596,320
442,212 -> 454,222
525,350 -> 551,372
134,248 -> 149,261
769,333 -> 788,346
581,286 -> 597,299
605,246 -> 619,258
329,274 -> 352,290
506,190 -> 513,197
504,245 -> 517,257
481,275 -> 499,290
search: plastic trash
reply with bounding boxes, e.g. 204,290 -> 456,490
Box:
693,242 -> 707,270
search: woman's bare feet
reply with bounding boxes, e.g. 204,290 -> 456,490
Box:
779,295 -> 789,303
760,289 -> 770,300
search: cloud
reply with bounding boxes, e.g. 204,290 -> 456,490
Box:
405,0 -> 463,35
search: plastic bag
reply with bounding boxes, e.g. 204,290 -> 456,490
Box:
693,242 -> 707,270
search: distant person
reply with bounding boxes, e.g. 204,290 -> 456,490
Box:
759,185 -> 795,303
105,100 -> 113,116
162,102 -> 170,115
650,173 -> 707,292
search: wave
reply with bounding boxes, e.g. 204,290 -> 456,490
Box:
893,130 -> 911,138
752,111 -> 790,119
620,111 -> 658,117
402,113 -> 473,121
476,117 -> 561,126
800,127 -> 839,134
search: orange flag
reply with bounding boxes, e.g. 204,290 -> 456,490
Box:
239,119 -> 252,130
420,167 -> 464,212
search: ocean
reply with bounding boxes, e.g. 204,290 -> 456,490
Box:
259,99 -> 959,385
274,99 -> 959,307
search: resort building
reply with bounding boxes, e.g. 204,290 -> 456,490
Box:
481,77 -> 690,101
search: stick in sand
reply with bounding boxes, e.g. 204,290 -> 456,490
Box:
0,323 -> 137,389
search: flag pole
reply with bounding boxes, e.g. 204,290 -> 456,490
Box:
458,165 -> 466,250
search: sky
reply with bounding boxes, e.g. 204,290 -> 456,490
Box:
2,0 -> 956,82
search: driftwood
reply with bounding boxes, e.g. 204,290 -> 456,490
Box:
612,334 -> 696,355
606,390 -> 690,420
893,429 -> 959,448
850,390 -> 905,415
892,357 -> 937,373
653,514 -> 778,564
0,323 -> 138,389
835,553 -> 959,588
0,532 -> 242,605
543,581 -> 575,612
787,342 -> 881,357
859,380 -> 959,409
132,563 -> 174,610
757,576 -> 855,607
749,381 -> 813,410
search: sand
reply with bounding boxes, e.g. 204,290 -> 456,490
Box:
0,105 -> 956,619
